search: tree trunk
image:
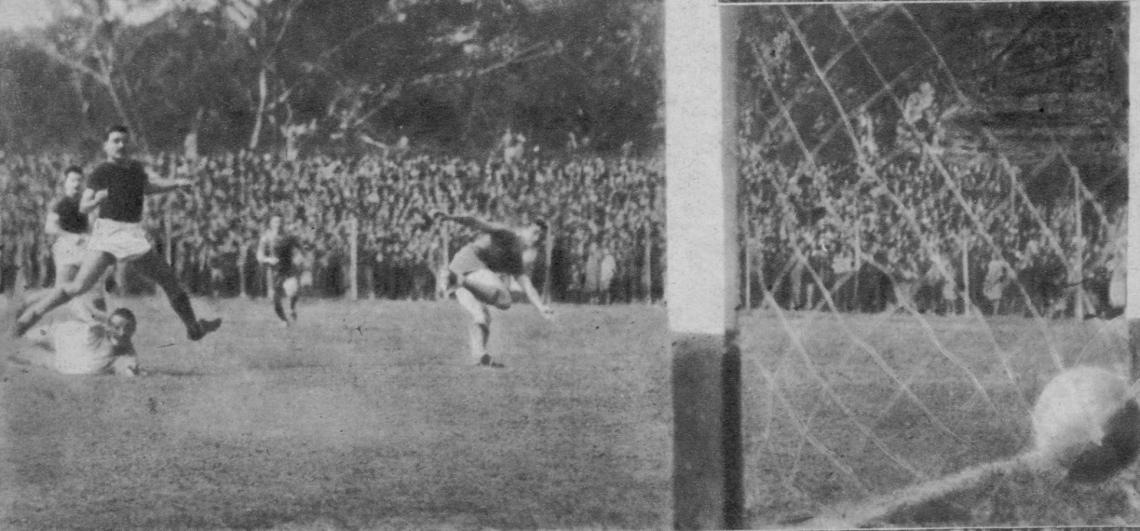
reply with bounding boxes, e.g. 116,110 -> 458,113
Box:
249,68 -> 268,150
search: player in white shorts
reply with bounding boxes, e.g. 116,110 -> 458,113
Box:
14,125 -> 221,341
256,215 -> 303,326
46,165 -> 91,284
11,290 -> 139,376
435,211 -> 553,368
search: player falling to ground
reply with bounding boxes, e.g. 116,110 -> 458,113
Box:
257,215 -> 302,326
10,289 -> 139,377
14,125 -> 221,341
435,211 -> 553,368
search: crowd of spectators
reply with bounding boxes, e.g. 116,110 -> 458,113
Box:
0,151 -> 665,304
0,145 -> 1120,316
741,148 -> 1123,317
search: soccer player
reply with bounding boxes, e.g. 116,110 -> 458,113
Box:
436,211 -> 553,368
11,290 -> 139,377
14,125 -> 221,341
257,215 -> 302,326
45,165 -> 92,286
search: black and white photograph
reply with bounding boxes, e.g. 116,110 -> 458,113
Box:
0,0 -> 1135,529
732,1 -> 1134,528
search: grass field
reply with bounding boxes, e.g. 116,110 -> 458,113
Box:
0,298 -> 671,529
2,296 -> 1139,529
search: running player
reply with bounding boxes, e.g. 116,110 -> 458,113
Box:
11,290 -> 139,377
435,211 -> 553,368
257,215 -> 302,326
14,125 -> 221,341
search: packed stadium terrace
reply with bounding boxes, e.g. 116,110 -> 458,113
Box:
0,152 -> 665,303
0,151 -> 1122,316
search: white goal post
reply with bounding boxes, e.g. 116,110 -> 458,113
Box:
664,1 -> 743,529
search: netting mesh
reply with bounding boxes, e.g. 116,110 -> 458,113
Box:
735,3 -> 1135,526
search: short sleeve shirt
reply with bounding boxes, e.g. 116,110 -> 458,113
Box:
273,235 -> 302,276
87,161 -> 148,223
52,196 -> 89,234
475,230 -> 525,276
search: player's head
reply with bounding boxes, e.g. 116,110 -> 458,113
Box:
269,215 -> 283,232
104,125 -> 130,162
106,307 -> 137,347
518,218 -> 547,246
62,165 -> 84,197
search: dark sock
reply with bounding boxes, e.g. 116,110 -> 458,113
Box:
170,291 -> 198,330
274,297 -> 288,322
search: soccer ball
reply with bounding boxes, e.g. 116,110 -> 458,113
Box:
1030,366 -> 1140,482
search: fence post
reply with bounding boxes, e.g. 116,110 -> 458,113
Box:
164,209 -> 173,265
543,220 -> 553,304
641,221 -> 652,303
743,222 -> 752,311
961,233 -> 970,315
238,240 -> 250,298
349,216 -> 359,301
14,238 -> 25,292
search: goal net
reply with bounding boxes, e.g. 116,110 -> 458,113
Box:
734,3 -> 1135,527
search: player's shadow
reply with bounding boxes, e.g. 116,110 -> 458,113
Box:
244,359 -> 323,371
144,368 -> 206,378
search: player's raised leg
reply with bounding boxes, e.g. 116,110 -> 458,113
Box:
131,250 -> 220,340
14,250 -> 115,337
459,269 -> 512,310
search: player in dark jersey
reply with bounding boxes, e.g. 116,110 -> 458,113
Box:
45,166 -> 92,286
14,125 -> 221,341
435,211 -> 553,367
257,215 -> 303,326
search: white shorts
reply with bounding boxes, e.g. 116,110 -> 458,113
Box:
52,233 -> 89,268
87,219 -> 152,262
282,276 -> 299,297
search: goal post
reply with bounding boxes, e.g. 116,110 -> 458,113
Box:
664,1 -> 743,529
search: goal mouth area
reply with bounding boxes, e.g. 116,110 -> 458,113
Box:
788,450 -> 1140,530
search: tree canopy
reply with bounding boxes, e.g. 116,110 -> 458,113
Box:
0,0 -> 663,156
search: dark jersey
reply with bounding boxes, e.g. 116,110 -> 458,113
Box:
273,235 -> 302,276
475,230 -> 525,276
53,196 -> 89,234
87,160 -> 148,223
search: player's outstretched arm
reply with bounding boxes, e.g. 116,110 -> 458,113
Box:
144,176 -> 194,195
436,212 -> 509,233
73,295 -> 111,326
516,274 -> 554,320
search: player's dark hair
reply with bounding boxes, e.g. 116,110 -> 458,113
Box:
110,307 -> 136,325
106,124 -> 130,139
533,218 -> 548,233
63,165 -> 83,176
